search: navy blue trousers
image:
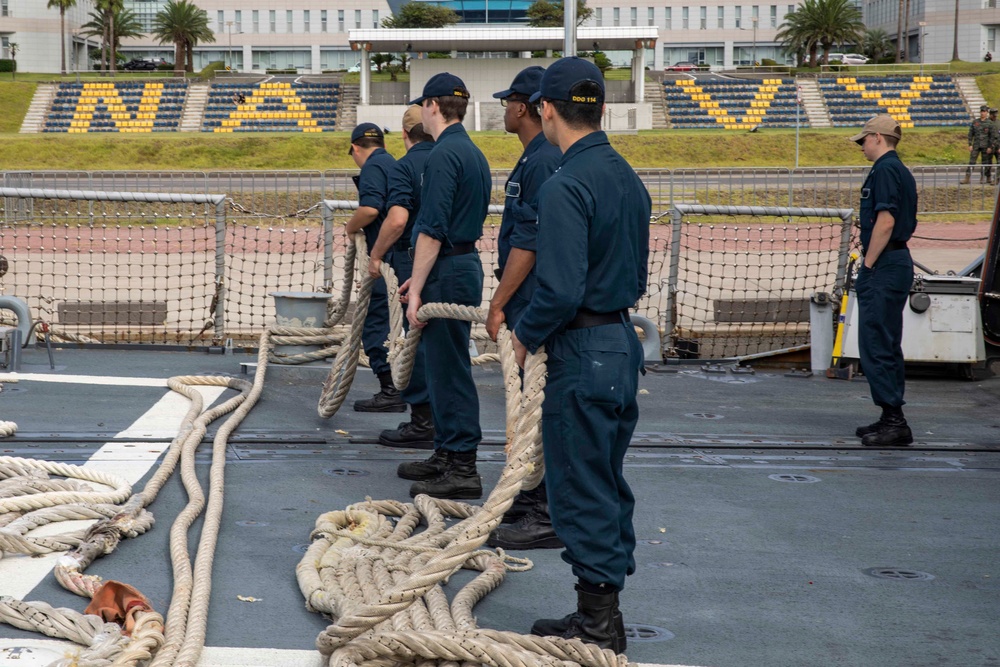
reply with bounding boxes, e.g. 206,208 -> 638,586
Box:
542,320 -> 642,590
421,253 -> 483,453
855,249 -> 913,408
388,249 -> 428,405
362,275 -> 391,376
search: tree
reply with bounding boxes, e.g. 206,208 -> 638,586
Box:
81,0 -> 141,73
381,3 -> 459,28
372,52 -> 394,73
862,28 -> 893,62
775,0 -> 863,67
151,0 -> 215,73
47,0 -> 77,75
526,0 -> 593,27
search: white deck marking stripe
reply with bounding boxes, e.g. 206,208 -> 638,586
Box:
0,372 -> 169,387
0,385 -> 227,599
0,641 -> 707,667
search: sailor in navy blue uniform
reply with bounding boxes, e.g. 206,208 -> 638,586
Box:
396,73 -> 492,500
367,106 -> 436,449
850,115 -> 917,447
346,123 -> 403,413
511,57 -> 650,655
483,66 -> 564,552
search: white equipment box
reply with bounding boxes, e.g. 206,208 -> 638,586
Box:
842,275 -> 986,366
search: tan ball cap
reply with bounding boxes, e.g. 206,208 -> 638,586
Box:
402,105 -> 423,132
849,115 -> 902,145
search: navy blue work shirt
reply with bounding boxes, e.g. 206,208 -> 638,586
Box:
515,131 -> 651,352
859,150 -> 917,255
498,131 -> 562,297
357,148 -> 397,251
385,141 -> 434,248
411,123 -> 491,248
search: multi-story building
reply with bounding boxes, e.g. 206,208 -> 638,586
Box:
1,0 -> 998,74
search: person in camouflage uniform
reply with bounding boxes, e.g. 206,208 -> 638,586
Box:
989,108 -> 1000,185
963,105 -> 995,184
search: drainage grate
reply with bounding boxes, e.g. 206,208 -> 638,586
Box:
323,468 -> 371,477
768,474 -> 821,483
684,413 -> 724,420
864,567 -> 935,581
623,623 -> 675,642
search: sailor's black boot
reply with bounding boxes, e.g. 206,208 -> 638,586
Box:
487,502 -> 564,550
409,450 -> 482,499
500,481 -> 548,524
856,406 -> 892,438
396,450 -> 449,481
379,402 -> 434,449
531,583 -> 626,654
861,407 -> 913,447
353,371 -> 406,412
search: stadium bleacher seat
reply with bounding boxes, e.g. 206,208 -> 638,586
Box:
42,81 -> 188,133
201,81 -> 339,133
664,78 -> 809,130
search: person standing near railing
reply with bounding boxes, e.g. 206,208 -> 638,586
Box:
368,105 -> 436,450
511,57 -> 650,655
483,65 -> 564,552
397,73 -> 491,500
989,108 -> 1000,185
962,105 -> 995,184
346,123 -> 404,413
850,115 -> 917,447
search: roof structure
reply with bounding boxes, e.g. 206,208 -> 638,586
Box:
347,26 -> 658,52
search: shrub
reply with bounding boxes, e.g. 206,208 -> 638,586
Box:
0,59 -> 15,73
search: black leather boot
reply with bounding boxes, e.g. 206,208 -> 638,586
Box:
862,407 -> 913,447
531,584 -> 626,654
487,502 -> 564,550
501,482 -> 547,524
409,451 -> 482,499
856,406 -> 891,438
379,403 -> 434,449
396,450 -> 449,481
354,371 -> 406,413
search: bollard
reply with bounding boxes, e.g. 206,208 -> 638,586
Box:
0,295 -> 34,346
630,314 -> 663,363
809,292 -> 834,376
270,291 -> 334,364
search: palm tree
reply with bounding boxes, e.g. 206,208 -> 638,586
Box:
862,28 -> 894,62
81,0 -> 140,73
777,0 -> 864,67
151,0 -> 214,73
47,0 -> 77,75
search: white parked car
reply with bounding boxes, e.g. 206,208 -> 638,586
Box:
347,62 -> 378,73
828,53 -> 870,65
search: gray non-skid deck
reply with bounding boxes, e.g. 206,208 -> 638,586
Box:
1,346 -> 999,667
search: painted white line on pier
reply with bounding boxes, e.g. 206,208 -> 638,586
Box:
0,385 -> 226,599
0,641 -> 708,667
0,372 -> 169,387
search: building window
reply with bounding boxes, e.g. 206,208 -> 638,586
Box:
990,27 -> 997,52
373,9 -> 379,27
682,6 -> 689,28
252,10 -> 259,33
770,5 -> 777,26
217,10 -> 224,32
355,9 -> 361,28
321,10 -> 327,32
596,7 -> 603,25
734,5 -> 741,28
338,10 -> 344,32
613,7 -> 620,25
630,7 -> 637,25
699,6 -> 706,28
648,7 -> 654,25
0,1 -> 7,18
303,10 -> 310,32
787,4 -> 794,17
716,6 -> 724,27
286,10 -> 293,32
234,9 -> 241,33
269,10 -> 276,32
664,7 -> 671,29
